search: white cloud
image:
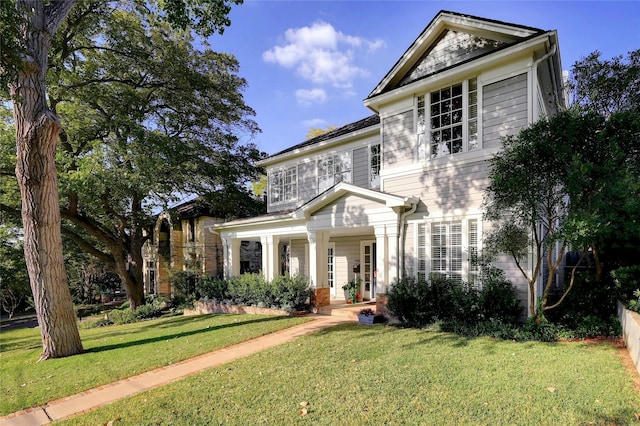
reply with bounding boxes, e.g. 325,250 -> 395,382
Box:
263,21 -> 384,89
296,88 -> 327,106
302,118 -> 328,128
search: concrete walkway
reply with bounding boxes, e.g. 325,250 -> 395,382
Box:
0,315 -> 352,426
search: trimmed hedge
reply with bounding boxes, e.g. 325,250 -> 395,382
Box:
170,273 -> 313,312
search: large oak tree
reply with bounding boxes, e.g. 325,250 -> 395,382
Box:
1,0 -> 243,360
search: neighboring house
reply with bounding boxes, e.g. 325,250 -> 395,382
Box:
151,11 -> 566,313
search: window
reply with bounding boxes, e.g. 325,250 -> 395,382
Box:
370,144 -> 381,188
327,245 -> 335,291
417,219 -> 479,283
269,166 -> 297,204
417,77 -> 478,160
431,221 -> 463,281
318,152 -> 351,193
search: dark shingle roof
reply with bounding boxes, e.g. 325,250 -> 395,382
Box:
266,114 -> 380,159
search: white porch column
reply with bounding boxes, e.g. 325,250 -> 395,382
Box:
222,237 -> 241,279
307,231 -> 328,289
386,224 -> 399,288
260,235 -> 280,280
307,231 -> 318,288
374,226 -> 387,294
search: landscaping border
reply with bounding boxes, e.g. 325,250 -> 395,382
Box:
617,300 -> 640,375
185,300 -> 306,317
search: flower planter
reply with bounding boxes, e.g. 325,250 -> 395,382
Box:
358,314 -> 386,325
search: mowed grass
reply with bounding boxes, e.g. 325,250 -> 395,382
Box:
60,323 -> 640,426
0,314 -> 309,415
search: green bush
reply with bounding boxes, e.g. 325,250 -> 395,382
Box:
224,274 -> 312,311
612,265 -> 640,313
387,273 -> 521,327
198,276 -> 228,301
477,268 -> 522,323
108,298 -> 165,325
386,275 -> 432,326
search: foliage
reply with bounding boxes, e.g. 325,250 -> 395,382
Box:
341,278 -> 359,303
306,125 -> 338,140
570,49 -> 640,115
106,298 -> 166,325
612,265 -> 640,313
198,275 -> 229,301
171,272 -> 313,312
35,2 -> 262,309
484,49 -> 640,319
0,226 -> 31,318
386,273 -> 521,328
225,274 -> 313,311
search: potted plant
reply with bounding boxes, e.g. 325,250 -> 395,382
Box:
342,279 -> 360,304
358,308 -> 385,325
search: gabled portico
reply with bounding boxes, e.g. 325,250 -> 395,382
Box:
213,182 -> 417,305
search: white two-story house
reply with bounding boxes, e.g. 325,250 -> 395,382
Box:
212,10 -> 565,311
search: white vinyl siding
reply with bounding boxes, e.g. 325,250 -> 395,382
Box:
383,111 -> 414,168
352,146 -> 369,187
482,73 -> 528,148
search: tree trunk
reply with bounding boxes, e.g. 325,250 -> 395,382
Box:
10,0 -> 83,360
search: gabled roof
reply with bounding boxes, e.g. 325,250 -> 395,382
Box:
367,10 -> 546,100
292,182 -> 417,219
259,115 -> 380,165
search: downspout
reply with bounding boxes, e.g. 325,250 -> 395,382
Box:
532,40 -> 557,119
398,200 -> 418,281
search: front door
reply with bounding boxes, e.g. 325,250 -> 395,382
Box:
361,241 -> 376,300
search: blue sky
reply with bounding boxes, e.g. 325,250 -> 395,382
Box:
208,1 -> 640,156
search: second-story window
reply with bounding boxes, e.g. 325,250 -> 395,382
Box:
270,166 -> 297,204
417,77 -> 478,160
370,144 -> 381,189
318,152 -> 351,193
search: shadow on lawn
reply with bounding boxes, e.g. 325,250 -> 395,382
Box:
84,315 -> 290,354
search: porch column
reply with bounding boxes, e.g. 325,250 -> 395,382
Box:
374,226 -> 387,294
260,235 -> 280,280
386,224 -> 399,288
307,230 -> 328,289
222,237 -> 240,278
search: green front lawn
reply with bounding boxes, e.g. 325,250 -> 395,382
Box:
60,323 -> 640,425
0,314 -> 309,415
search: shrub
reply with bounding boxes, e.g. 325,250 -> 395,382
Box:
198,276 -> 228,301
108,298 -> 165,325
386,275 -> 432,326
169,271 -> 200,304
477,268 -> 522,323
387,273 -> 520,327
612,265 -> 640,313
224,274 -> 312,311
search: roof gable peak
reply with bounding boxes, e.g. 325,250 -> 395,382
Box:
367,10 -> 545,99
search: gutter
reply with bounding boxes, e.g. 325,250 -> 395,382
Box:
532,39 -> 557,118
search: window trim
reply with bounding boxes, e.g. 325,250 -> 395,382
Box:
416,77 -> 479,161
416,216 -> 481,284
